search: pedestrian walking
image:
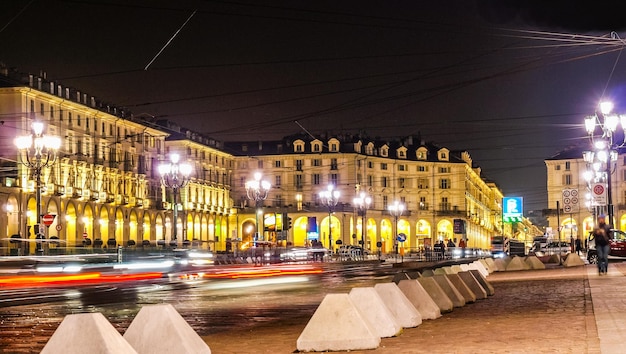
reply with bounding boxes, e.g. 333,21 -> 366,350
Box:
574,237 -> 582,255
592,214 -> 612,275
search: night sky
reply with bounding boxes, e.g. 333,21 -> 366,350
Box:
3,0 -> 626,220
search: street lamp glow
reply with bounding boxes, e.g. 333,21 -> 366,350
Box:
159,154 -> 193,243
14,121 -> 60,254
353,192 -> 371,255
319,184 -> 341,250
600,101 -> 614,115
388,200 -> 405,259
246,172 -> 270,245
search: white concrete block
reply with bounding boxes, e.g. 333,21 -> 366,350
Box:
469,269 -> 495,296
42,313 -> 137,354
433,268 -> 447,275
524,256 -> 546,270
458,271 -> 487,299
432,274 -> 466,307
124,304 -> 211,354
446,273 -> 477,303
563,253 -> 585,267
479,259 -> 493,273
505,256 -> 527,271
450,264 -> 463,274
421,268 -> 435,277
397,279 -> 441,320
459,264 -> 471,272
297,294 -> 380,352
484,257 -> 496,271
470,261 -> 489,278
374,283 -> 422,328
350,287 -> 403,337
493,258 -> 507,271
417,277 -> 454,313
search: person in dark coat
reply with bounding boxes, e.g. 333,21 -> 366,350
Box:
574,237 -> 582,255
592,214 -> 612,275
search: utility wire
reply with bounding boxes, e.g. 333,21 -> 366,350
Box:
144,9 -> 197,70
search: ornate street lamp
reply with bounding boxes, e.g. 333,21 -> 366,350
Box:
583,101 -> 626,226
158,153 -> 192,244
388,200 -> 405,259
14,121 -> 61,252
352,192 -> 371,256
245,172 -> 270,246
319,184 -> 340,250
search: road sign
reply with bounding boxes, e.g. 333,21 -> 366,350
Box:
592,183 -> 607,206
561,188 -> 579,213
55,224 -> 62,231
82,231 -> 88,239
42,214 -> 56,227
396,233 -> 407,242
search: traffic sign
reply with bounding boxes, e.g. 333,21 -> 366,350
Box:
42,214 -> 56,227
592,183 -> 607,206
55,224 -> 62,231
82,231 -> 88,239
561,189 -> 579,213
396,233 -> 407,242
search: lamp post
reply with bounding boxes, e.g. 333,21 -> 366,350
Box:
14,121 -> 61,253
319,184 -> 340,250
245,172 -> 271,246
388,200 -> 405,260
583,101 -> 626,226
353,192 -> 371,256
158,153 -> 192,244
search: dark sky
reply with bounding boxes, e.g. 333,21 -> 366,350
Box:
3,0 -> 626,217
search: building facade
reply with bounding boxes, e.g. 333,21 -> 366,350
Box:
227,134 -> 507,254
0,68 -> 233,255
546,146 -> 626,243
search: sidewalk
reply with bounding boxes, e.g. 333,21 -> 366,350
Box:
202,262 -> 626,353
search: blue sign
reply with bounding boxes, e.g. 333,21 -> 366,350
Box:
503,197 -> 523,220
396,233 -> 407,242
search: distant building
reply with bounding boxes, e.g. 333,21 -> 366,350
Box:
226,133 -> 506,253
545,145 -> 626,242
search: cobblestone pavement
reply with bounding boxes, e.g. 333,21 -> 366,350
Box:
203,265 -> 602,354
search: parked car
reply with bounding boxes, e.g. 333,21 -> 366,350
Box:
338,245 -> 369,259
587,229 -> 626,264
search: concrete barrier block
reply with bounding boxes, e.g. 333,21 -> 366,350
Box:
124,304 -> 211,354
446,273 -> 477,303
374,283 -> 422,328
42,313 -> 137,354
479,259 -> 493,273
458,271 -> 487,300
470,261 -> 490,277
484,257 -> 496,270
350,287 -> 403,337
563,253 -> 585,267
432,274 -> 465,307
459,264 -> 471,272
297,294 -> 380,352
505,256 -> 527,271
417,277 -> 454,313
547,254 -> 561,263
433,267 -> 447,275
392,272 -> 412,284
469,269 -> 495,296
421,268 -> 435,277
397,279 -> 441,320
524,256 -> 546,270
493,258 -> 507,271
450,265 -> 463,274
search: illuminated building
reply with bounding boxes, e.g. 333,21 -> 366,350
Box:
227,134 -> 505,253
0,67 -> 232,254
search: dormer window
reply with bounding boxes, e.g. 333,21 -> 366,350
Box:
293,139 -> 305,153
416,147 -> 428,160
311,139 -> 322,152
365,142 -> 374,155
397,146 -> 407,159
380,145 -> 389,157
438,148 -> 449,161
329,138 -> 340,152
